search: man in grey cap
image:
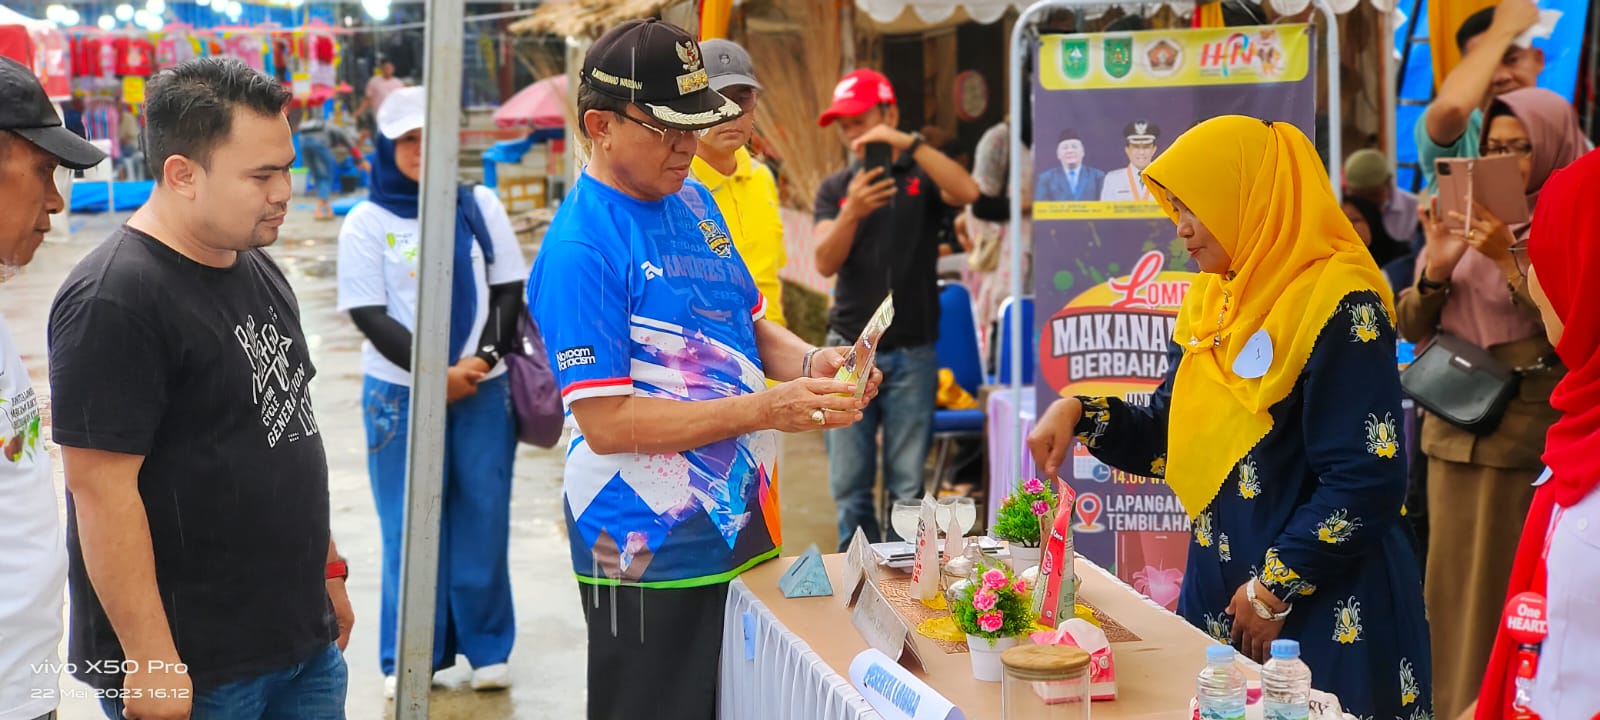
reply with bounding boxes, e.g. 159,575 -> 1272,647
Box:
1099,119 -> 1161,202
690,38 -> 788,326
0,54 -> 104,720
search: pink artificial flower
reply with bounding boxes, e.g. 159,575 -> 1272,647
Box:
1012,579 -> 1027,594
1024,478 -> 1045,495
978,611 -> 1004,633
982,568 -> 1008,591
1031,500 -> 1050,517
972,589 -> 998,611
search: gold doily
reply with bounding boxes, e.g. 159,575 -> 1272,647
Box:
878,577 -> 1143,654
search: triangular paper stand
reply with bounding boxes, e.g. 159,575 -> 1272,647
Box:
779,544 -> 834,598
842,527 -> 875,607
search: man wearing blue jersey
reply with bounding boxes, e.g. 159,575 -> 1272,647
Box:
527,20 -> 879,720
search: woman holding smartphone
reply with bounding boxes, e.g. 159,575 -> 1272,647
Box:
336,87 -> 527,696
1394,86 -> 1587,718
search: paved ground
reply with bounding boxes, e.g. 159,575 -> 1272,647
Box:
28,196 -> 840,719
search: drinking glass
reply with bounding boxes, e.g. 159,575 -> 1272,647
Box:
942,496 -> 978,536
890,500 -> 923,543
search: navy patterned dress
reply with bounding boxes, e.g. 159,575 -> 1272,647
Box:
1074,291 -> 1434,720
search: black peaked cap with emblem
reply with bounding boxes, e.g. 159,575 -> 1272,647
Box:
581,19 -> 743,131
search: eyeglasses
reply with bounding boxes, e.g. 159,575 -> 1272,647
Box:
1508,240 -> 1531,279
612,109 -> 707,145
1484,140 -> 1533,157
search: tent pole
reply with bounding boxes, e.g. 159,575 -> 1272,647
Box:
393,0 -> 465,715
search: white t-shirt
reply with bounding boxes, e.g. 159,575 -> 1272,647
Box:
0,315 -> 66,720
1531,481 -> 1600,719
336,186 -> 528,387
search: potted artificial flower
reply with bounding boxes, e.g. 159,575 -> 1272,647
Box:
992,477 -> 1057,571
952,562 -> 1036,682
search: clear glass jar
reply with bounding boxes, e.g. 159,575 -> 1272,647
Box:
1000,645 -> 1091,720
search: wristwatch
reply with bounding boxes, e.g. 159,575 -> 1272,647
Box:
905,132 -> 925,157
1416,272 -> 1448,295
1247,579 -> 1291,622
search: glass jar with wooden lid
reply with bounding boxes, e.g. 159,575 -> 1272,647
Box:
1000,644 -> 1091,720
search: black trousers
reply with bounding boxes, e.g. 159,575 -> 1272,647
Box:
582,582 -> 729,720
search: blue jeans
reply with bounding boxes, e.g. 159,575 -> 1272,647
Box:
364,373 -> 518,676
100,643 -> 346,719
301,136 -> 337,201
823,338 -> 938,550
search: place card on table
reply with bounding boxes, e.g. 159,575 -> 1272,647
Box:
848,648 -> 965,720
842,527 -> 877,607
778,544 -> 834,598
851,580 -> 924,672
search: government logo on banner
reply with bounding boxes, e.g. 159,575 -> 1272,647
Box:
1103,36 -> 1134,79
1060,37 -> 1090,80
1042,24 -> 1309,90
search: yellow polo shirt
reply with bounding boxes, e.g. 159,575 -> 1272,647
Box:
690,148 -> 787,327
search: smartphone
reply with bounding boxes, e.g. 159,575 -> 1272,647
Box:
1434,154 -> 1530,232
862,142 -> 894,177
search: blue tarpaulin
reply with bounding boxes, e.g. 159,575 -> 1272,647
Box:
70,181 -> 154,213
481,129 -> 562,189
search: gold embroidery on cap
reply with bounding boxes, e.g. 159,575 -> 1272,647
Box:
676,69 -> 710,95
645,97 -> 741,127
676,41 -> 702,71
590,68 -> 643,91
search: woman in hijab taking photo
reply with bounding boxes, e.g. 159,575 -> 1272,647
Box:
1029,116 -> 1431,718
1395,86 -> 1586,718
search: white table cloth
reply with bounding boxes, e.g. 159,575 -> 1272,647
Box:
720,578 -> 882,720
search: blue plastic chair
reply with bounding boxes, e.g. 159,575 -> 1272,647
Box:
995,296 -> 1035,386
930,282 -> 987,494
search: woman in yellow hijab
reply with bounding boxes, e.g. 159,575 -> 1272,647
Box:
1029,117 -> 1431,720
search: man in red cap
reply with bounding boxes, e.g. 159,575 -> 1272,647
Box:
812,69 -> 979,550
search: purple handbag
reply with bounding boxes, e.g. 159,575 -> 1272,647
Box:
506,307 -> 564,448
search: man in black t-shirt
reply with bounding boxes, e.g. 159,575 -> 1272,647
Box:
813,69 -> 980,550
47,58 -> 350,720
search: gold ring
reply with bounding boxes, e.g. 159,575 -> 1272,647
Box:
811,409 -> 826,425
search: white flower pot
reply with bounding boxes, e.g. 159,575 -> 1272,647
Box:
966,634 -> 1018,682
1008,544 -> 1041,573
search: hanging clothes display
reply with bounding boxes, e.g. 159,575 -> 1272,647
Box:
308,33 -> 336,88
156,33 -> 197,68
112,35 -> 155,76
223,33 -> 265,72
83,98 -> 121,157
70,34 -> 89,77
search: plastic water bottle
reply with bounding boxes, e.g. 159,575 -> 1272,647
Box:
1197,644 -> 1248,720
1262,639 -> 1313,720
